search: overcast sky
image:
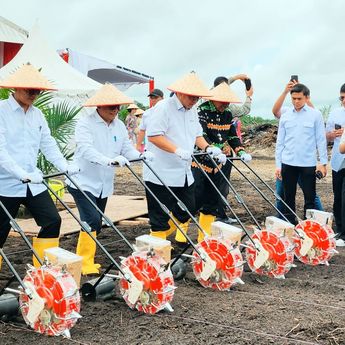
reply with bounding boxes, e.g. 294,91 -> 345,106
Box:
2,0 -> 344,118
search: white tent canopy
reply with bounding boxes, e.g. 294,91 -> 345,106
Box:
0,24 -> 101,95
60,49 -> 153,91
0,16 -> 27,44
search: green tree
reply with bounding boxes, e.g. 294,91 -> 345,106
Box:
319,105 -> 332,122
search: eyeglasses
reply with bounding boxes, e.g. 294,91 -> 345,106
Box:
24,89 -> 42,96
186,95 -> 200,102
339,96 -> 345,101
104,105 -> 120,111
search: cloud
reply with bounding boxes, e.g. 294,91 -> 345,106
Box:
1,0 -> 345,117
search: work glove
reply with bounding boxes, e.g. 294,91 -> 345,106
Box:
206,145 -> 222,157
110,155 -> 130,167
175,148 -> 191,161
238,151 -> 252,162
214,153 -> 227,165
140,151 -> 155,162
66,163 -> 80,176
24,171 -> 43,184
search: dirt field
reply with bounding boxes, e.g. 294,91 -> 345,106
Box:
0,156 -> 344,345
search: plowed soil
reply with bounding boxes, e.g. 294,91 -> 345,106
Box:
0,157 -> 343,345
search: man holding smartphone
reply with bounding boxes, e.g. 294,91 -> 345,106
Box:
272,78 -> 324,216
326,83 -> 345,246
275,83 -> 327,224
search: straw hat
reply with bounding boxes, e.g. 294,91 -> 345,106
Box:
204,82 -> 241,103
134,108 -> 144,116
167,71 -> 211,97
127,103 -> 139,110
0,63 -> 56,90
84,83 -> 133,107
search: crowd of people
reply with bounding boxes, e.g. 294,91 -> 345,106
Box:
0,62 -> 344,276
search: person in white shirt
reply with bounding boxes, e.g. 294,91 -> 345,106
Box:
136,88 -> 164,152
144,72 -> 225,242
327,83 -> 345,246
275,83 -> 328,224
0,63 -> 76,268
67,84 -> 154,275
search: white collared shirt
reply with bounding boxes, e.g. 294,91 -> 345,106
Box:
144,95 -> 203,187
0,95 -> 66,197
326,107 -> 345,171
275,105 -> 328,168
139,107 -> 153,131
68,111 -> 140,198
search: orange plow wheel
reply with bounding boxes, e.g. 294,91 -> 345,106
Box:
119,252 -> 175,314
19,266 -> 81,337
191,238 -> 244,290
293,220 -> 336,265
245,230 -> 295,278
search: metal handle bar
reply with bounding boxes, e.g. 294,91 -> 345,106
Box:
42,179 -> 131,281
191,152 -> 258,248
125,159 -> 203,258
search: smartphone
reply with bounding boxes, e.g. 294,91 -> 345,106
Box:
315,171 -> 323,180
335,123 -> 342,130
290,75 -> 298,82
244,78 -> 252,91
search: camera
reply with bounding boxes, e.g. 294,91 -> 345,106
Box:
335,123 -> 342,130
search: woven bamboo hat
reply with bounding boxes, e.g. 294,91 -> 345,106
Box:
134,108 -> 144,116
84,83 -> 133,107
0,63 -> 56,90
205,82 -> 241,103
127,103 -> 139,110
167,71 -> 211,97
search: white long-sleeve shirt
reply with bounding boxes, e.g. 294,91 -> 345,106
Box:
144,94 -> 203,187
325,107 -> 345,172
275,105 -> 328,169
68,111 -> 140,198
0,95 -> 66,197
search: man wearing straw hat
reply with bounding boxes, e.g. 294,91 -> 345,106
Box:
213,74 -> 253,224
0,63 -> 77,268
191,82 -> 252,242
144,72 -> 225,242
67,84 -> 154,275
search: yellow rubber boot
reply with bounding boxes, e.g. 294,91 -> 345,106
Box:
32,237 -> 59,268
150,216 -> 178,240
76,231 -> 101,275
175,220 -> 190,243
150,230 -> 168,240
166,217 -> 178,237
197,213 -> 216,243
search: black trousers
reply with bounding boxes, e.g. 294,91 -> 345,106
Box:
192,166 -> 223,216
216,161 -> 233,218
281,163 -> 316,225
0,187 -> 61,248
67,186 -> 107,234
332,169 -> 345,239
145,179 -> 196,231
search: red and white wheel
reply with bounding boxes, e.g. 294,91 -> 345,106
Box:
191,238 -> 244,291
19,265 -> 81,337
119,252 -> 175,314
293,220 -> 336,265
245,230 -> 295,278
